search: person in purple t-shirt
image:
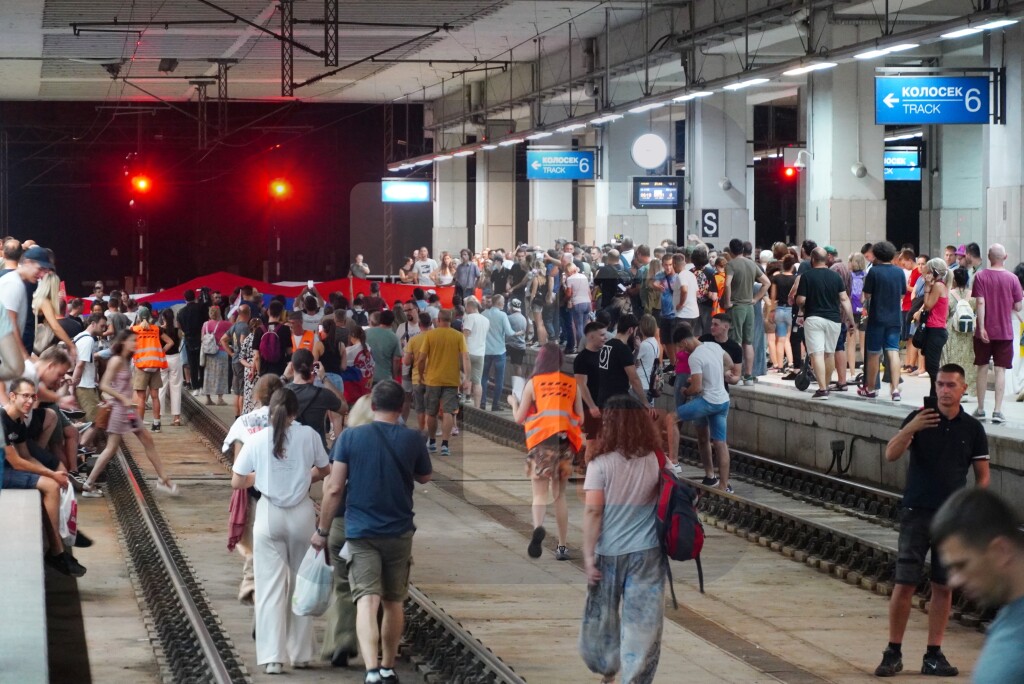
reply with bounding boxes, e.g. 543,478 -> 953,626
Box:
971,244 -> 1024,423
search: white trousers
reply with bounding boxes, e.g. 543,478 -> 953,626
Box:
159,353 -> 183,416
253,496 -> 316,666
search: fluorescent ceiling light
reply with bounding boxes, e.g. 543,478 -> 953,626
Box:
976,18 -> 1018,30
855,43 -> 919,59
752,156 -> 762,162
941,27 -> 984,38
413,159 -> 433,166
498,138 -> 523,146
387,166 -> 401,172
453,150 -> 474,157
481,144 -> 498,150
672,91 -> 713,102
590,113 -> 623,125
723,78 -> 769,91
628,102 -> 666,114
782,62 -> 837,76
884,131 -> 923,142
433,155 -> 452,161
525,132 -> 553,140
556,123 -> 586,132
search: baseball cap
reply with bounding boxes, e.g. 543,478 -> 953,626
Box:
509,298 -> 522,311
22,245 -> 54,270
824,245 -> 838,256
956,244 -> 966,256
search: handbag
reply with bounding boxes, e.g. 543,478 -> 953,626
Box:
912,318 -> 929,349
33,323 -> 56,354
94,401 -> 113,430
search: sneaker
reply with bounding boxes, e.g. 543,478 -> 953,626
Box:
812,389 -> 829,400
151,421 -> 161,433
725,484 -> 735,494
365,668 -> 383,683
156,480 -> 179,496
264,662 -> 283,675
81,483 -> 104,498
45,551 -> 86,578
891,391 -> 902,402
440,445 -> 450,456
555,545 -> 570,561
874,647 -> 903,677
742,376 -> 754,386
379,668 -> 399,683
74,531 -> 94,548
972,408 -> 986,421
671,463 -> 684,477
293,661 -> 310,669
781,371 -> 799,381
921,650 -> 958,677
427,441 -> 437,453
451,425 -> 460,436
700,476 -> 720,487
528,526 -> 546,559
991,411 -> 1006,424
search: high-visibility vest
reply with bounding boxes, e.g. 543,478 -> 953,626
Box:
523,371 -> 582,452
132,323 -> 168,370
293,330 -> 315,352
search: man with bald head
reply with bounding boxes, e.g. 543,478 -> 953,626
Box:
795,247 -> 855,399
971,243 -> 1023,423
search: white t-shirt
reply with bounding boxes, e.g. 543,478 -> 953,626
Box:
0,270 -> 28,339
232,421 -> 328,508
74,333 -> 97,388
462,312 -> 490,357
222,406 -> 270,453
566,272 -> 591,306
636,337 -> 660,392
415,258 -> 438,286
688,341 -> 729,405
675,268 -> 699,319
301,311 -> 323,332
396,321 -> 419,351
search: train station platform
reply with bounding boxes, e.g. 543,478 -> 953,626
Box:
0,490 -> 48,684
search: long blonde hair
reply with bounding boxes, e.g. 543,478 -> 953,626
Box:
32,272 -> 61,316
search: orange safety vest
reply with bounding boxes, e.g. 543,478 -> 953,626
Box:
523,371 -> 582,452
293,330 -> 315,352
131,323 -> 168,370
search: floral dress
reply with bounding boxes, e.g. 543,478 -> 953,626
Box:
240,331 -> 258,413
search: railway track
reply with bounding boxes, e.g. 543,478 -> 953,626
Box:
180,394 -> 527,684
459,405 -> 994,630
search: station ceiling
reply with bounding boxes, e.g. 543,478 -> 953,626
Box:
0,0 -> 1006,105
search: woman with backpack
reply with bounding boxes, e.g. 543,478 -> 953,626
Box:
256,301 -> 292,379
940,267 -> 977,398
201,306 -> 231,407
579,394 -> 666,684
342,323 -> 374,405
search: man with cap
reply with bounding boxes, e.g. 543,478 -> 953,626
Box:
824,245 -> 839,267
0,245 -> 59,361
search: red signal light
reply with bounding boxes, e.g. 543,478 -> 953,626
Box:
131,175 -> 152,193
783,166 -> 797,179
269,178 -> 291,199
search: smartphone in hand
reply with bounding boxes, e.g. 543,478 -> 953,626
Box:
923,396 -> 938,411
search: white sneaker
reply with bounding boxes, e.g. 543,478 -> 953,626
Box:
265,662 -> 283,675
156,480 -> 180,496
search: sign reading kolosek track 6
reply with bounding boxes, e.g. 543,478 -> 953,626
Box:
875,76 -> 990,125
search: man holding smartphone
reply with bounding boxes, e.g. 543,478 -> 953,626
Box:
874,363 -> 990,677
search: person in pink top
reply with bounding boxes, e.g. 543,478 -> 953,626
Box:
912,258 -> 951,398
672,325 -> 692,409
971,244 -> 1024,423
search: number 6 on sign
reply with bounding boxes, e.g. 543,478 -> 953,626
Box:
965,88 -> 982,113
578,157 -> 590,174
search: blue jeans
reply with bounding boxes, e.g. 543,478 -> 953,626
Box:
480,353 -> 507,409
560,306 -> 575,350
676,396 -> 730,442
572,302 -> 591,351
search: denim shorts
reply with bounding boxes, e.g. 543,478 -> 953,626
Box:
774,306 -> 792,337
676,396 -> 730,442
895,508 -> 947,586
865,323 -> 901,353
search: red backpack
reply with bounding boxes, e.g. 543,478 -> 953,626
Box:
655,452 -> 705,608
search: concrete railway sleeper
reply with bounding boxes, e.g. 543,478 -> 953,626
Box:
459,405 -> 994,632
180,393 -> 527,684
106,442 -> 250,683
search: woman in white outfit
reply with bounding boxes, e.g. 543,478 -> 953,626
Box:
158,308 -> 183,425
231,387 -> 331,675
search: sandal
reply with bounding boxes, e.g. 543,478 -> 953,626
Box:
172,418 -> 182,427
857,386 -> 877,398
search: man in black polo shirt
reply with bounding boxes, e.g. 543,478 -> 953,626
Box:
875,363 -> 990,678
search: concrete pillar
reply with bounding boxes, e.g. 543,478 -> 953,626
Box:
806,59 -> 886,258
475,145 -> 515,251
686,92 -> 751,247
528,134 -> 574,249
432,153 -> 468,257
985,25 -> 1024,258
921,126 -> 984,255
594,114 -> 673,247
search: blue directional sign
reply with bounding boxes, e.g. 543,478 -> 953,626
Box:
875,76 -> 990,125
884,166 -> 921,182
526,150 -> 594,180
883,150 -> 919,167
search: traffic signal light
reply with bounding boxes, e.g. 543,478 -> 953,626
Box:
269,178 -> 291,199
131,174 -> 152,193
782,166 -> 797,180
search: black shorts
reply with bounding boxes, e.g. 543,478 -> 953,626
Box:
895,507 -> 947,586
659,316 -> 677,344
507,347 -> 525,365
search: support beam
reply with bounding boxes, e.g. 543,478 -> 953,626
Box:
190,80 -> 215,150
324,0 -> 339,67
281,0 -> 294,97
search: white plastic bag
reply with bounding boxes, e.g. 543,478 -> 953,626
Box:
292,546 -> 332,617
59,485 -> 78,548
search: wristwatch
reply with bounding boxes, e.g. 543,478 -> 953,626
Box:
315,527 -> 329,538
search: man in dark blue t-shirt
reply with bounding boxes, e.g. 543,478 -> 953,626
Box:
860,241 -> 908,399
313,381 -> 431,682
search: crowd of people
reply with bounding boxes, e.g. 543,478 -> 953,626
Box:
6,228 -> 1023,683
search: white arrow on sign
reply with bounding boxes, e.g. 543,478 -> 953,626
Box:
883,92 -> 900,108
531,160 -> 542,170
